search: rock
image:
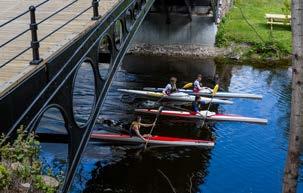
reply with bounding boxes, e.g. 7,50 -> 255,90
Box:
41,175 -> 59,188
21,182 -> 31,188
11,162 -> 22,171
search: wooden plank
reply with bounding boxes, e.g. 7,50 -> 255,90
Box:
265,13 -> 291,19
0,0 -> 120,96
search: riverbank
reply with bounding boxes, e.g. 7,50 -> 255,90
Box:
216,0 -> 291,60
128,42 -> 291,64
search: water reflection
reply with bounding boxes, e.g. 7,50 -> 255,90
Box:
83,147 -> 211,193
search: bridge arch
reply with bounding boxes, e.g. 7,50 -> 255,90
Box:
98,35 -> 113,80
34,104 -> 70,135
114,20 -> 124,50
72,59 -> 97,128
34,105 -> 70,185
125,9 -> 134,32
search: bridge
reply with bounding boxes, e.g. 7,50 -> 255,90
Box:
0,0 -> 221,192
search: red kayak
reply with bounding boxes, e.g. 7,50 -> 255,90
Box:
135,109 -> 268,124
91,133 -> 214,148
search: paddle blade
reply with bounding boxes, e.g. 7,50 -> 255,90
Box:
183,83 -> 193,89
212,84 -> 219,96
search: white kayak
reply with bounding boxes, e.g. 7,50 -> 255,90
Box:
118,89 -> 233,105
143,87 -> 263,100
91,133 -> 214,148
135,109 -> 268,124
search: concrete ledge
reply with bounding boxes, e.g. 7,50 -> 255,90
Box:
128,43 -> 231,58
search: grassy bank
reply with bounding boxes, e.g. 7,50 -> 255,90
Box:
216,0 -> 291,59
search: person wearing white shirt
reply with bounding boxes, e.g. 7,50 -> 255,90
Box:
193,74 -> 202,93
163,77 -> 177,96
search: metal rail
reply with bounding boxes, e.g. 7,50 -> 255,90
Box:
39,5 -> 93,42
0,0 -> 99,68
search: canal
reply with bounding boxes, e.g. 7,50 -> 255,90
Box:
37,55 -> 303,193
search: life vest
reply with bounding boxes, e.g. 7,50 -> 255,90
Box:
193,80 -> 202,93
165,83 -> 177,95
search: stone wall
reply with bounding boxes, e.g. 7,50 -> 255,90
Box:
216,0 -> 233,23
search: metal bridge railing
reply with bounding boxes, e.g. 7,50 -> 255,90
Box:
0,0 -> 100,68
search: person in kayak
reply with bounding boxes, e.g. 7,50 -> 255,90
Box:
193,74 -> 203,93
162,77 -> 177,96
192,95 -> 206,113
130,116 -> 155,141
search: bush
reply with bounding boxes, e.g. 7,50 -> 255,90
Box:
0,164 -> 10,190
0,127 -> 60,193
248,41 -> 289,59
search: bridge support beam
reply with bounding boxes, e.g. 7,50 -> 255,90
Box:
0,0 -> 155,192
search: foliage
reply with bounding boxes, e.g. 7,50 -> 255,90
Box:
0,164 -> 10,190
281,0 -> 291,15
215,18 -> 228,47
216,0 -> 291,59
0,127 -> 61,193
247,41 -> 289,59
34,175 -> 57,193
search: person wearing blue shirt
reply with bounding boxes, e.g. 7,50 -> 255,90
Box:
192,95 -> 206,112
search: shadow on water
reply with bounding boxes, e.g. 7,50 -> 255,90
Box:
83,147 -> 211,193
36,54 -> 303,193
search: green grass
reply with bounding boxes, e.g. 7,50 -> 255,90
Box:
216,0 -> 292,58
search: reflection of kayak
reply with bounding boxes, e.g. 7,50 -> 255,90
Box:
91,133 -> 215,147
135,109 -> 268,124
143,87 -> 263,100
118,89 -> 233,105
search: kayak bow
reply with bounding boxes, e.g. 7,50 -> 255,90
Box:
91,133 -> 214,147
118,89 -> 233,105
143,87 -> 262,100
135,109 -> 268,124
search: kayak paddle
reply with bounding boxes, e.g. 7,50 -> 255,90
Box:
200,84 -> 219,128
144,106 -> 163,149
183,82 -> 193,89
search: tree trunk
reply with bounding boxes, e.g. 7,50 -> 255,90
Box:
283,0 -> 303,193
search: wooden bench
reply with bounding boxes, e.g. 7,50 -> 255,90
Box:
265,13 -> 291,30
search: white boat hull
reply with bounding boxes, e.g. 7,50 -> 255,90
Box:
118,89 -> 233,105
143,87 -> 263,100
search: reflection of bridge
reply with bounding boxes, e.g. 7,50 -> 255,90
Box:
0,0 -> 220,192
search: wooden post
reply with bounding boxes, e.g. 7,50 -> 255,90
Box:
283,0 -> 303,192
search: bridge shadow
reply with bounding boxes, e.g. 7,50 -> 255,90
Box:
82,146 -> 211,193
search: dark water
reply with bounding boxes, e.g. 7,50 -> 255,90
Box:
38,55 -> 303,193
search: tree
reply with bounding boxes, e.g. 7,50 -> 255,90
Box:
283,0 -> 303,192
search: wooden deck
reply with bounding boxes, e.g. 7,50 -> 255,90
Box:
0,0 -> 120,96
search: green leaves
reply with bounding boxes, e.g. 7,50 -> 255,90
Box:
0,164 -> 10,190
0,127 -> 60,193
281,0 -> 291,15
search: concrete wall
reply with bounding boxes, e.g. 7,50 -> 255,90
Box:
123,55 -> 216,79
133,13 -> 217,46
